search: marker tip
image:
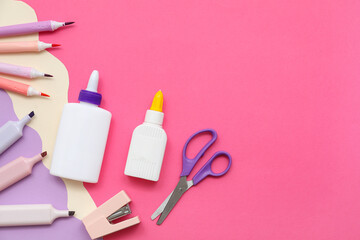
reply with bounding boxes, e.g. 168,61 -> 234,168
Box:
41,151 -> 47,157
51,44 -> 61,47
68,211 -> 75,216
64,21 -> 75,26
28,111 -> 35,118
41,93 -> 50,97
44,74 -> 53,78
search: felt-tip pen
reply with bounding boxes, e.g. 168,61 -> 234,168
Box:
0,41 -> 60,53
0,77 -> 50,97
0,21 -> 74,38
0,62 -> 53,79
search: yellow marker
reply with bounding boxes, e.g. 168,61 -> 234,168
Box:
150,90 -> 164,112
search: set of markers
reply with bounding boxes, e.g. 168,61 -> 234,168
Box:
0,20 -> 74,97
0,20 -> 78,233
0,112 -> 76,225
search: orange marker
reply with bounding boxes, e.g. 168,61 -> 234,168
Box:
0,41 -> 60,53
0,77 -> 49,97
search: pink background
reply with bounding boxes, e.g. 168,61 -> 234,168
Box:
23,0 -> 360,239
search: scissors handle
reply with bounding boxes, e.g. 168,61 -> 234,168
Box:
181,129 -> 217,177
192,151 -> 232,185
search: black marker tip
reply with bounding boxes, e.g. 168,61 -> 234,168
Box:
44,74 -> 53,78
29,111 -> 35,118
64,22 -> 75,26
68,211 -> 75,216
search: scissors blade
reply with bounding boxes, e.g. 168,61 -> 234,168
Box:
151,180 -> 193,221
151,191 -> 173,220
156,176 -> 190,225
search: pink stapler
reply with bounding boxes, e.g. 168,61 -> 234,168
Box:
82,190 -> 140,239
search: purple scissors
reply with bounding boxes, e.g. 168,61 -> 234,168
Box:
151,128 -> 232,225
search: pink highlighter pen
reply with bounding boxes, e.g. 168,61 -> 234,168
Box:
0,151 -> 47,192
0,21 -> 74,38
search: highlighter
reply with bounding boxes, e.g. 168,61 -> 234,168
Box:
124,90 -> 167,181
0,111 -> 34,155
0,152 -> 47,192
0,204 -> 74,227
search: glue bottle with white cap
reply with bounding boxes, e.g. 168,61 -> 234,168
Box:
50,70 -> 111,183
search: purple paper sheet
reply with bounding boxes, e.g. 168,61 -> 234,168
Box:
0,89 -> 92,240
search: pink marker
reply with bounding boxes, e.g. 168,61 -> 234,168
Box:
0,62 -> 53,79
0,77 -> 50,97
0,41 -> 60,53
0,151 -> 47,192
0,21 -> 74,38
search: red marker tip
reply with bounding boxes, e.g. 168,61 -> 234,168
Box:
41,93 -> 50,97
52,44 -> 61,47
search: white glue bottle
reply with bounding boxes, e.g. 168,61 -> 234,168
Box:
50,70 -> 111,183
124,90 -> 167,181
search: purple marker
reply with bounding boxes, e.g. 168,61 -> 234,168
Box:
0,62 -> 53,79
0,21 -> 74,38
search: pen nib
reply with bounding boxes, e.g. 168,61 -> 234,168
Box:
28,111 -> 35,118
44,74 -> 53,78
41,151 -> 47,157
41,92 -> 50,97
68,211 -> 75,216
64,22 -> 75,26
51,44 -> 61,48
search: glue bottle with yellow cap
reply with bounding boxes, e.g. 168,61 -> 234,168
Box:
124,90 -> 167,181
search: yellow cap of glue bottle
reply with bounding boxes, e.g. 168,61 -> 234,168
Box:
124,90 -> 167,181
